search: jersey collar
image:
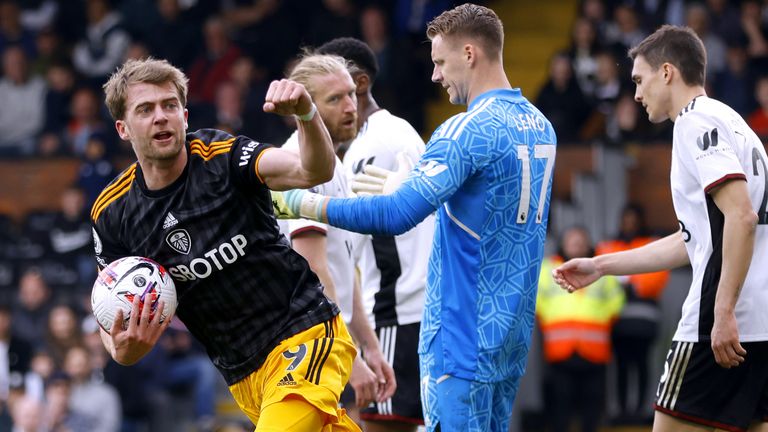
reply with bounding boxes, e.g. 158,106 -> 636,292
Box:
469,88 -> 524,110
135,153 -> 190,198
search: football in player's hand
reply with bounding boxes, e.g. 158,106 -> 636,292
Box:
91,256 -> 177,333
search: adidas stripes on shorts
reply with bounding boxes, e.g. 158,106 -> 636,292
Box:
229,314 -> 360,431
655,340 -> 768,431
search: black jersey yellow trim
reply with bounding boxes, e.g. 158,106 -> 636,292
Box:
189,140 -> 233,156
253,146 -> 276,184
189,137 -> 236,161
91,164 -> 137,222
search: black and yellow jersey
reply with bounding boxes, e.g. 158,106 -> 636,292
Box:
90,128 -> 338,385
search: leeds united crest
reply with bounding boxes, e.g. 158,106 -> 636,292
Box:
166,229 -> 191,255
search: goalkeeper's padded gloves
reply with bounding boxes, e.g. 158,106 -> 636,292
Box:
351,151 -> 415,196
270,189 -> 326,221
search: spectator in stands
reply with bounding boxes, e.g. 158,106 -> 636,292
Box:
65,87 -> 112,157
741,0 -> 768,60
63,345 -> 121,432
187,16 -> 242,106
580,0 -> 610,41
687,3 -> 727,77
536,52 -> 590,144
77,134 -> 117,205
596,204 -> 669,425
48,187 -> 94,289
17,0 -> 58,33
154,321 -> 218,432
748,75 -> 768,141
359,5 -> 397,113
226,56 -> 291,143
220,0 -> 297,78
30,27 -> 65,76
537,226 -> 624,432
568,17 -> 602,99
706,0 -> 743,45
11,269 -> 52,347
9,394 -> 46,432
142,0 -> 200,70
307,0 -> 360,46
24,348 -> 55,402
712,43 -> 756,117
0,0 -> 36,57
45,304 -> 84,369
43,371 -> 96,432
0,46 -> 47,156
40,62 -> 75,155
604,5 -> 646,57
629,0 -> 686,33
211,80 -> 245,136
72,0 -> 131,87
123,40 -> 150,62
0,305 -> 32,411
81,316 -> 157,432
582,50 -> 625,143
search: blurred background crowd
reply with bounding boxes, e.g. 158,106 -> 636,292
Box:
0,0 -> 766,431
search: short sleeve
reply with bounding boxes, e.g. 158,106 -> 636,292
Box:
404,137 -> 476,208
229,137 -> 276,187
91,223 -> 129,270
675,112 -> 746,193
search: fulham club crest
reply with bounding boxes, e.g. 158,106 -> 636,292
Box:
166,229 -> 191,255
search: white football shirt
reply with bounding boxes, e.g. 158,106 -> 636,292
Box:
671,96 -> 768,342
278,132 -> 355,324
343,109 -> 435,327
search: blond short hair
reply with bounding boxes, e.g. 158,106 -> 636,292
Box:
103,58 -> 189,120
426,3 -> 504,59
288,53 -> 350,97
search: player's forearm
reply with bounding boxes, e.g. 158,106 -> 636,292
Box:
99,327 -> 117,357
594,231 -> 689,276
325,185 -> 434,235
348,280 -> 378,356
291,233 -> 338,302
715,211 -> 757,315
296,113 -> 335,185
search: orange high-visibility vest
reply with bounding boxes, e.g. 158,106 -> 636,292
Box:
536,257 -> 625,364
596,237 -> 669,300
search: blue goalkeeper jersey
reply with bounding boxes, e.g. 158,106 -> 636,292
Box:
326,88 -> 556,382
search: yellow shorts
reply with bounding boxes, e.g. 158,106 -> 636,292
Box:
229,314 -> 360,431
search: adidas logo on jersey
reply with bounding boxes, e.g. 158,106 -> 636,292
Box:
277,372 -> 297,386
163,212 -> 179,229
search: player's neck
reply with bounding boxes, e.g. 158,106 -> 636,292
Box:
669,85 -> 707,122
357,94 -> 380,126
467,65 -> 511,106
139,149 -> 187,190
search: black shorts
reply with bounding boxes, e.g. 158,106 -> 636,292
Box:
360,322 -> 424,425
654,340 -> 768,431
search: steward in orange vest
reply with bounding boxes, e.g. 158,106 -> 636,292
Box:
536,226 -> 624,432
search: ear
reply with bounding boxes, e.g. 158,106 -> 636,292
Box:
464,43 -> 475,65
184,108 -> 189,130
115,120 -> 130,141
353,73 -> 371,94
662,63 -> 672,83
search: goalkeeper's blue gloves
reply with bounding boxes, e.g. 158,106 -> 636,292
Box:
270,189 -> 326,221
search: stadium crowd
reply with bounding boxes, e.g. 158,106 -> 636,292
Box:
0,0 -> 766,431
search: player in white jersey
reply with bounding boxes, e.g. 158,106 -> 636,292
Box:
275,53 -> 396,419
317,37 -> 434,431
553,25 -> 768,431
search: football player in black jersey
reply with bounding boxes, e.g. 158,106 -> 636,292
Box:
91,58 -> 360,431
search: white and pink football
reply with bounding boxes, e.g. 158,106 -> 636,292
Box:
91,256 -> 177,333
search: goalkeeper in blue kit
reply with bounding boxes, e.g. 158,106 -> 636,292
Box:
274,4 -> 556,432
